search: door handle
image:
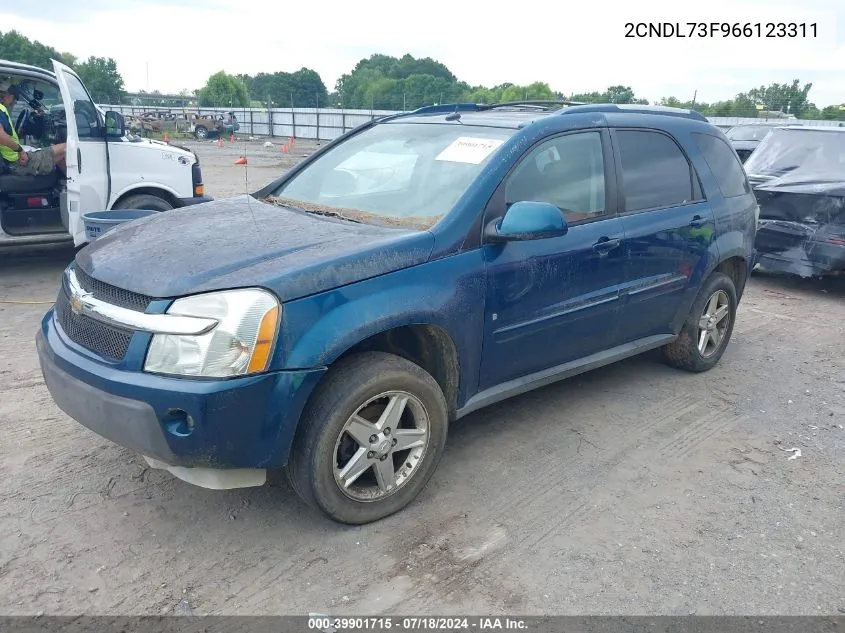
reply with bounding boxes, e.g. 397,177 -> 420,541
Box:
689,215 -> 706,228
592,237 -> 621,253
77,148 -> 82,173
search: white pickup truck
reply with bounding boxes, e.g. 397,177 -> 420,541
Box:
0,59 -> 211,248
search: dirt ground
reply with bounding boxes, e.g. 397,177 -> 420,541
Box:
181,136 -> 325,199
0,140 -> 843,617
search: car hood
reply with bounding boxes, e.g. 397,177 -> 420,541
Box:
76,196 -> 435,301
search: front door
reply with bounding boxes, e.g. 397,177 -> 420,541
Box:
479,128 -> 628,391
609,128 -> 718,342
52,60 -> 108,246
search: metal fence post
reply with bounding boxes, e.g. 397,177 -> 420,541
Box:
316,109 -> 320,141
291,108 -> 296,139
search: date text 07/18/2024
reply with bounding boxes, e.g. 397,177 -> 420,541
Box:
624,22 -> 818,38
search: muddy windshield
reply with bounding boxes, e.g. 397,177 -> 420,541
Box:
267,122 -> 516,229
744,128 -> 845,181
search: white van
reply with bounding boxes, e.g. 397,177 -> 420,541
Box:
0,59 -> 211,248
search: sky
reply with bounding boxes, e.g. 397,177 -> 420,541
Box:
2,0 -> 844,107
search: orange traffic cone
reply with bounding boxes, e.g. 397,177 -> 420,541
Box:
289,136 -> 295,146
282,144 -> 288,154
217,138 -> 224,148
230,134 -> 235,142
163,132 -> 170,143
234,156 -> 247,165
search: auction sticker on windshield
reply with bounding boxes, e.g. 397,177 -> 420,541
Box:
436,137 -> 504,164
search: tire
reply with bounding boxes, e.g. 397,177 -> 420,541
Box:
113,194 -> 174,212
287,351 -> 449,525
662,272 -> 738,373
194,125 -> 208,140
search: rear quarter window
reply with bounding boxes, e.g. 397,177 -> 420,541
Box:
693,133 -> 751,198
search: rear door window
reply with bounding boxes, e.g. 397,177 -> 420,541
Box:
615,130 -> 697,212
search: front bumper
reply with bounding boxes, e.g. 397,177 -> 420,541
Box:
36,313 -> 326,474
174,195 -> 214,208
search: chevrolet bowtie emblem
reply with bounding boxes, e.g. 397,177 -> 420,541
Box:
69,290 -> 92,315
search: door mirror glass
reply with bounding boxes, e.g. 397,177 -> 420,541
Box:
486,201 -> 569,242
105,111 -> 125,139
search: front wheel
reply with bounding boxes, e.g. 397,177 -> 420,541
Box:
662,272 -> 738,372
287,352 -> 449,525
113,194 -> 174,212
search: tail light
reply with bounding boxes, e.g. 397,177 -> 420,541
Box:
27,197 -> 49,208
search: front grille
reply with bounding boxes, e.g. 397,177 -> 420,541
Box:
55,287 -> 133,361
75,266 -> 153,312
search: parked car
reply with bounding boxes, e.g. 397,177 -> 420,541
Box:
36,102 -> 758,524
745,125 -> 845,277
0,60 -> 211,249
725,122 -> 792,163
190,111 -> 239,139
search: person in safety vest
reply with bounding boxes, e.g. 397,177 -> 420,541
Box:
0,79 -> 67,177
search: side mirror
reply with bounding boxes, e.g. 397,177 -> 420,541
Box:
105,110 -> 125,139
485,200 -> 569,242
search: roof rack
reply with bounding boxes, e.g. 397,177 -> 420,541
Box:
558,103 -> 708,122
410,100 -> 587,116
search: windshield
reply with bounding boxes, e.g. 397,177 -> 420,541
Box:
726,125 -> 776,141
744,128 -> 845,180
268,122 -> 516,229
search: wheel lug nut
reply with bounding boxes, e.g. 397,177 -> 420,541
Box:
367,451 -> 374,459
369,435 -> 378,443
384,428 -> 391,436
380,455 -> 388,461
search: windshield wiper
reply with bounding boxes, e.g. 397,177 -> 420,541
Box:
300,207 -> 362,224
264,196 -> 363,224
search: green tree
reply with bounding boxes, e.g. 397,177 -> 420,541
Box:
745,80 -> 813,117
197,71 -> 249,107
0,30 -> 63,69
75,56 -> 125,103
500,82 -> 555,102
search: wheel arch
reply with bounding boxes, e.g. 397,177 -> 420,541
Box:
333,324 -> 461,421
109,186 -> 179,210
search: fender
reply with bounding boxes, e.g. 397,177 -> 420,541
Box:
279,250 -> 488,406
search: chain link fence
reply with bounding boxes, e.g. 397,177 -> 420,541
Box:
99,103 -> 845,142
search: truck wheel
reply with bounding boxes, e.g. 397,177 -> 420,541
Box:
287,351 -> 449,525
113,194 -> 174,212
194,125 -> 208,139
662,272 -> 738,373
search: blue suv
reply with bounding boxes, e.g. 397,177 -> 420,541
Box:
36,101 -> 758,524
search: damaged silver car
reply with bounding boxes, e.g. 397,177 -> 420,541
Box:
746,125 -> 845,278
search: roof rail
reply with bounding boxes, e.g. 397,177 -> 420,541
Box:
411,103 -> 485,115
558,103 -> 708,122
485,100 -> 587,110
409,100 -> 587,116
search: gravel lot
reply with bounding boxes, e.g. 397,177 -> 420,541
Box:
0,139 -> 843,616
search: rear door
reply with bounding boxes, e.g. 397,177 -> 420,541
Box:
610,127 -> 718,342
52,60 -> 108,245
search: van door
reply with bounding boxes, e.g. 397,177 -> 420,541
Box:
52,60 -> 108,245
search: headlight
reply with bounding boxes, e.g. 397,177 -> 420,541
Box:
144,288 -> 280,378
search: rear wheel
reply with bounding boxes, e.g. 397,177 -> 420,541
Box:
662,272 -> 737,372
194,125 -> 208,140
113,194 -> 174,212
287,351 -> 449,525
